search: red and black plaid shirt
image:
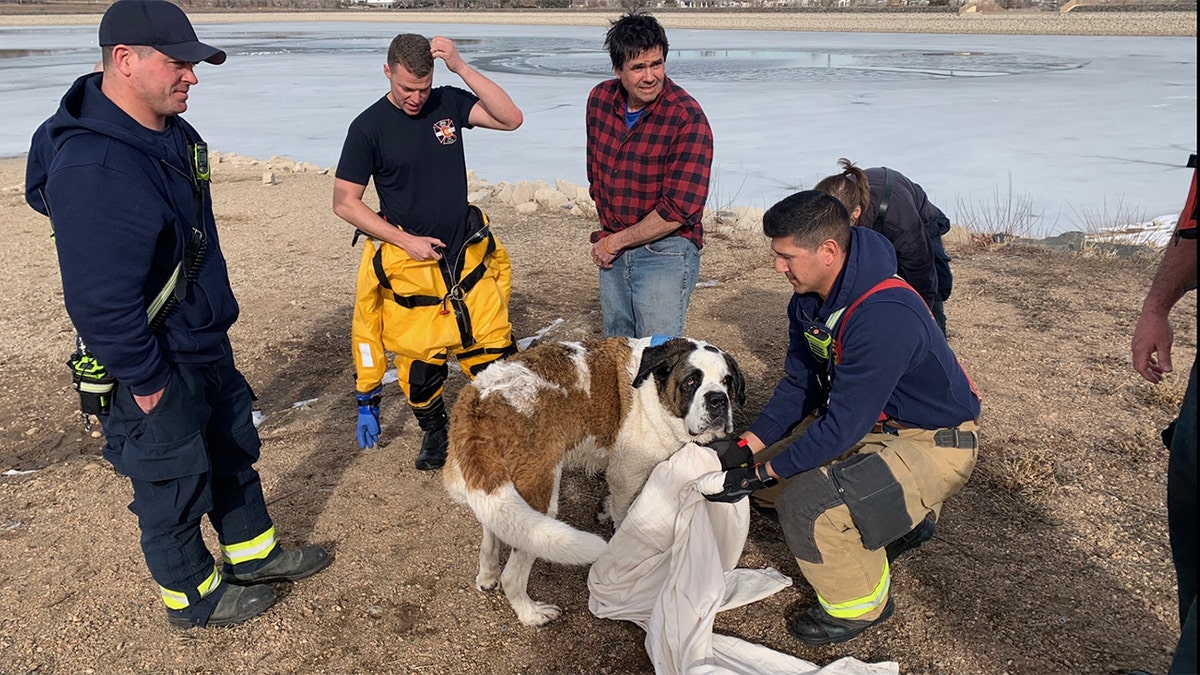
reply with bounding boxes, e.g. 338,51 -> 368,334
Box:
586,76 -> 714,249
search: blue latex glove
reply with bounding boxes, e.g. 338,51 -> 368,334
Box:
356,386 -> 382,449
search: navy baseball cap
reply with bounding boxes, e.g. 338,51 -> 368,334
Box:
99,0 -> 226,65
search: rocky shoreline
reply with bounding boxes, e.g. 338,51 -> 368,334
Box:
238,151 -> 1165,256
225,151 -> 767,239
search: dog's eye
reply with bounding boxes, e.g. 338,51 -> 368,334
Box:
684,375 -> 699,389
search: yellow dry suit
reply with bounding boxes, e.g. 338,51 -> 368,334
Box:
352,206 -> 516,420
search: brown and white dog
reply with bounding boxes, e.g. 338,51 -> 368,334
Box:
442,336 -> 744,626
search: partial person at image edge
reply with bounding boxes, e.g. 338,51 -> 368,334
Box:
25,0 -> 331,629
1129,153 -> 1198,675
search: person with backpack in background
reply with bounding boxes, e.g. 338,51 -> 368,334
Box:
815,158 -> 954,335
700,190 -> 980,645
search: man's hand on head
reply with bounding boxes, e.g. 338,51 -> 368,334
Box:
430,36 -> 465,73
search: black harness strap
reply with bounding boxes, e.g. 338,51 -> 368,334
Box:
436,240 -> 474,349
461,344 -> 519,375
1188,154 -> 1199,231
371,250 -> 442,308
372,227 -> 499,349
147,144 -> 211,332
873,168 -> 894,230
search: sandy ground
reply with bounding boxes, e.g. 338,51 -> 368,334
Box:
0,146 -> 1196,674
0,8 -> 1194,36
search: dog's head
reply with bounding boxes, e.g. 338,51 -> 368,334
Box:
632,337 -> 745,441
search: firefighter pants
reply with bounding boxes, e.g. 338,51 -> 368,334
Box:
100,346 -> 280,621
756,417 -> 978,621
352,233 -> 516,411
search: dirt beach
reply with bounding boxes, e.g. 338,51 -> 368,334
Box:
0,143 -> 1196,674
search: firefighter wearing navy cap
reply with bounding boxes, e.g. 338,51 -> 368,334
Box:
25,0 -> 331,628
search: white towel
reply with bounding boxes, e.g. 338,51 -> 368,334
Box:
588,442 -> 899,675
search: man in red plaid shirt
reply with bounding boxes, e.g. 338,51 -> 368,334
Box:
585,13 -> 714,338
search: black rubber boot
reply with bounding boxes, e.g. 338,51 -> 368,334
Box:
788,597 -> 894,646
885,513 -> 937,563
167,583 -> 276,628
415,425 -> 448,471
412,403 -> 449,471
224,545 -> 333,585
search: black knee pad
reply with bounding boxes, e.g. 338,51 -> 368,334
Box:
408,360 -> 448,407
776,470 -> 841,564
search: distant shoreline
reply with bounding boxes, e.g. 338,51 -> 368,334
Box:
0,9 -> 1194,37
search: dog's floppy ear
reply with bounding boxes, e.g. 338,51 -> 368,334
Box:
723,352 -> 746,408
633,338 -> 689,390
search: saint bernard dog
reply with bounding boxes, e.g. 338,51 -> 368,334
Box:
442,336 -> 744,626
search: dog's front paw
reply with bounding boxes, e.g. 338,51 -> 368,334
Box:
517,601 -> 562,627
475,572 -> 500,592
596,495 -> 612,524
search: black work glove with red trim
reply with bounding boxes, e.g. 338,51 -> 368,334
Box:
701,463 -> 779,504
708,437 -> 754,470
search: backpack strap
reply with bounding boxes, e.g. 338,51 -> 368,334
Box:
831,276 -> 981,405
873,168 -> 894,230
830,277 -> 913,364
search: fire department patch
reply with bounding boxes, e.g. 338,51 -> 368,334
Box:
433,119 -> 458,145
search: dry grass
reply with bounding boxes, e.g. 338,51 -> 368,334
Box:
989,445 -> 1060,497
955,175 -> 1047,241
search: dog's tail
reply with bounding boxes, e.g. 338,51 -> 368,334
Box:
449,479 -> 607,566
445,385 -> 607,566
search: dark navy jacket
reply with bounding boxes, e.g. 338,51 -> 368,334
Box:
27,72 -> 239,396
747,226 -> 980,478
25,118 -> 54,217
861,166 -> 948,310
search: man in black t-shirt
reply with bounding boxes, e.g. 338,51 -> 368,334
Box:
333,33 -> 523,470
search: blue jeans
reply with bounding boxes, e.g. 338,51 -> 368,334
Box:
598,235 -> 700,338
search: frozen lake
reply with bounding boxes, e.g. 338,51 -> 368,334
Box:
2,21 -> 1195,232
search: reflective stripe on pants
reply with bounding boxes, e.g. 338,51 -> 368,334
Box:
763,418 -> 978,620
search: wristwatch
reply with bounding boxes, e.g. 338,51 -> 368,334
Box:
755,462 -> 780,488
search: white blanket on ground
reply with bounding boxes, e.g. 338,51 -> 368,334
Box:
587,442 -> 898,675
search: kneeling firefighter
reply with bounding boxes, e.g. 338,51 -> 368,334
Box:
351,205 -> 517,469
701,190 -> 981,646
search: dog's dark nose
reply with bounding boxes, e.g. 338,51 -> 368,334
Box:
704,391 -> 728,418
